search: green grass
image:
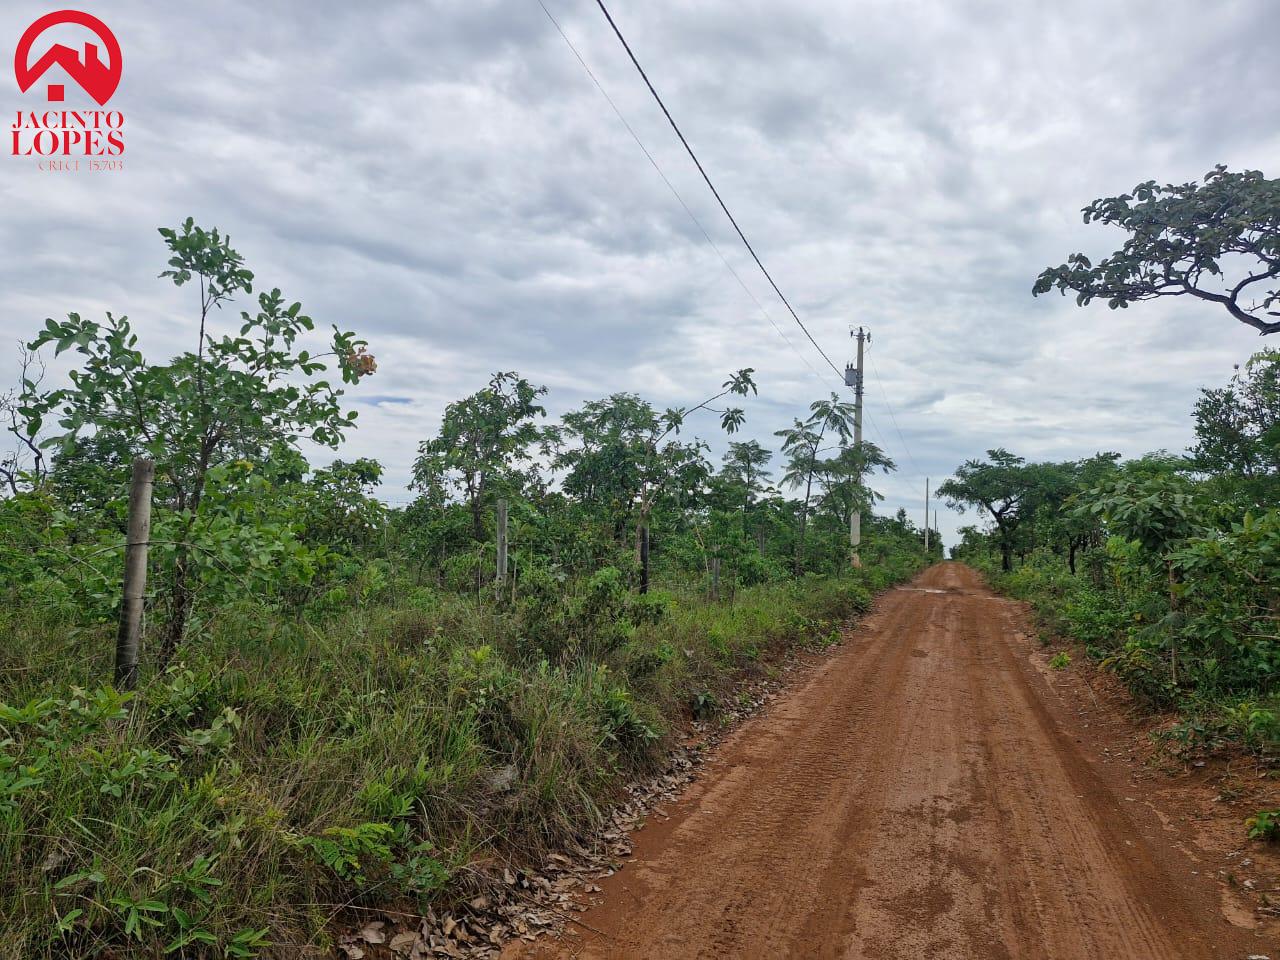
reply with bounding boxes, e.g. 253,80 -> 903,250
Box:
0,554 -> 921,959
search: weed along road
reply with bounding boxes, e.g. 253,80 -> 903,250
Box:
506,563 -> 1272,960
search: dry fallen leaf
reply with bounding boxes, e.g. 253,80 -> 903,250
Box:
388,931 -> 418,955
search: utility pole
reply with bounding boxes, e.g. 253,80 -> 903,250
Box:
924,478 -> 930,555
845,327 -> 868,568
115,457 -> 154,691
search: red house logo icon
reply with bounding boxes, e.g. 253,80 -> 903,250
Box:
14,10 -> 122,106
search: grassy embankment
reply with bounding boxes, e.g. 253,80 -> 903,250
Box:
0,550 -> 922,958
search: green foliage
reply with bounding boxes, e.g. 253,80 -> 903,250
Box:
0,220 -> 935,957
1193,349 -> 1280,506
1034,165 -> 1280,335
0,556 -> 923,958
413,372 -> 548,542
546,370 -> 759,588
17,219 -> 373,655
938,449 -> 1040,571
1245,808 -> 1280,841
774,392 -> 894,575
1048,652 -> 1071,670
599,684 -> 661,750
1078,472 -> 1201,557
949,351 -> 1279,740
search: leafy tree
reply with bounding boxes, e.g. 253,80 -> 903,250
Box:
1057,453 -> 1121,573
412,372 -> 548,542
298,458 -> 387,553
1076,470 -> 1203,683
20,219 -> 373,658
554,393 -> 659,544
776,419 -> 821,571
938,449 -> 1035,571
635,370 -> 755,591
1079,472 -> 1202,566
1171,510 -> 1280,691
950,523 -> 988,561
721,440 -> 773,527
1034,166 -> 1280,335
1192,349 -> 1280,505
815,441 -> 894,532
555,370 -> 756,591
1,346 -> 48,495
776,393 -> 858,574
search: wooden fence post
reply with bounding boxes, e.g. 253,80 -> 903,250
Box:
115,457 -> 154,691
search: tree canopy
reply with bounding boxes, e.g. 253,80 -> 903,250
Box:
412,371 -> 549,541
937,449 -> 1036,571
1034,166 -> 1280,335
1192,348 -> 1280,504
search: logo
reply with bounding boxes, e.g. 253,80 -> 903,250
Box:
15,10 -> 122,105
11,9 -> 125,170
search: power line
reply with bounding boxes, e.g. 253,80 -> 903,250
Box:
541,0 -> 907,477
534,0 -> 835,392
588,0 -> 847,384
867,351 -> 920,474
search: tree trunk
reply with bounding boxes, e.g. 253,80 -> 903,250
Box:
159,548 -> 193,668
795,467 -> 815,576
1000,539 -> 1012,572
639,523 -> 650,595
1068,540 -> 1077,575
159,471 -> 205,668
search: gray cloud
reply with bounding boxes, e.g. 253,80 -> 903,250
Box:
1,0 -> 1277,542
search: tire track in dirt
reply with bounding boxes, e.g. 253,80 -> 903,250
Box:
505,563 -> 1274,959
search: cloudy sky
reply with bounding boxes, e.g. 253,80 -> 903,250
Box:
2,0 -> 1277,547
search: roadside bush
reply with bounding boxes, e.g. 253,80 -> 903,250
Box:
980,511 -> 1280,753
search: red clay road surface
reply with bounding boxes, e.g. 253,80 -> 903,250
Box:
507,562 -> 1274,960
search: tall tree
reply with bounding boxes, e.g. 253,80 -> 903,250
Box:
1059,453 -> 1121,573
556,371 -> 755,590
554,392 -> 657,543
412,372 -> 548,542
816,441 -> 894,531
776,393 -> 857,574
633,370 -> 755,591
1191,349 -> 1280,505
938,449 -> 1034,571
721,440 -> 773,525
1034,166 -> 1280,335
21,219 -> 372,657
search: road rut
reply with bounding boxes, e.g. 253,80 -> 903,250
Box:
507,562 -> 1272,959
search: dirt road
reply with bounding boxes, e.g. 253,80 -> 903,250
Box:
508,563 -> 1273,960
